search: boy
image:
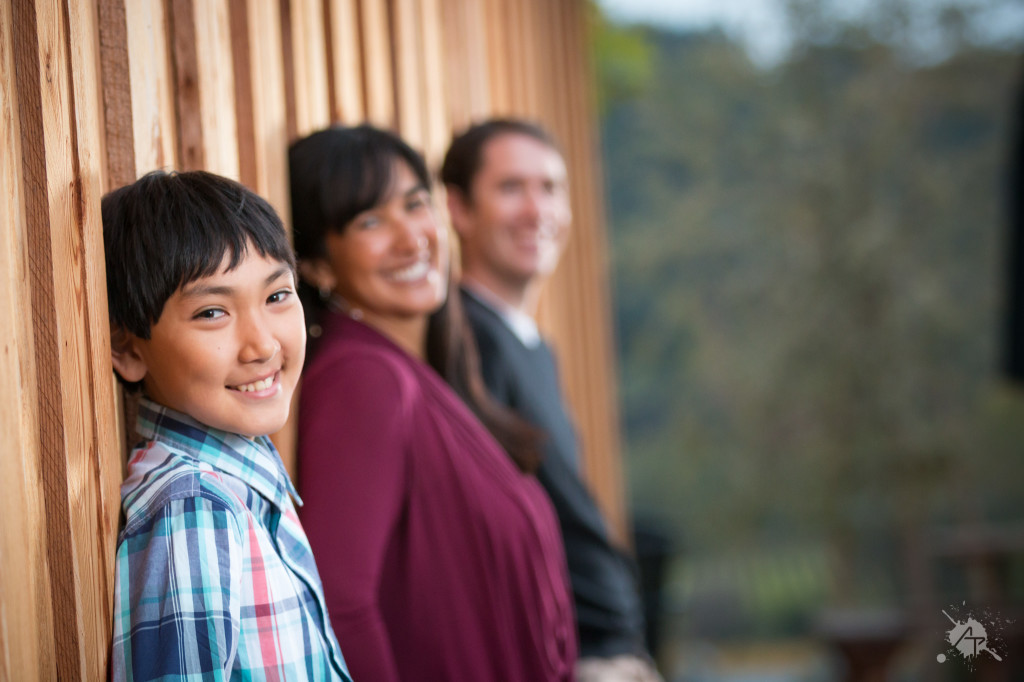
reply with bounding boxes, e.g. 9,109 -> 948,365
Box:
104,170 -> 351,681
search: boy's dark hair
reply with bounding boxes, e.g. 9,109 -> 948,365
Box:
289,124 -> 541,473
440,118 -> 559,202
103,170 -> 295,386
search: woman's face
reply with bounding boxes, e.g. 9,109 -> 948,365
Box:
324,160 -> 448,332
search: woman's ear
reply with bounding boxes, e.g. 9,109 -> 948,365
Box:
298,258 -> 337,295
110,327 -> 148,383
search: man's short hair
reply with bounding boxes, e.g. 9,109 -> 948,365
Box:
440,118 -> 560,201
102,170 -> 295,341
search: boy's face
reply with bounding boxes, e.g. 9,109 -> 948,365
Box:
113,249 -> 306,437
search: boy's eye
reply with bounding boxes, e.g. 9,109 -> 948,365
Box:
267,289 -> 293,305
193,308 -> 225,320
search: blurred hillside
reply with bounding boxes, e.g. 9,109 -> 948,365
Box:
595,0 -> 1024,634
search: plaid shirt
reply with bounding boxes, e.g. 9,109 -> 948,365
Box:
111,398 -> 351,681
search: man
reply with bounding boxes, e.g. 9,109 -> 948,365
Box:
443,119 -> 661,682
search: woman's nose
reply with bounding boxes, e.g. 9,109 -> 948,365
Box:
395,217 -> 433,253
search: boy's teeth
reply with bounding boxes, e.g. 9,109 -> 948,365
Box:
236,376 -> 273,392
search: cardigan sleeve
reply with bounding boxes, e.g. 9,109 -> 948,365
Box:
297,349 -> 412,682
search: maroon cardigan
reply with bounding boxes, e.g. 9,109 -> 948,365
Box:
298,313 -> 577,682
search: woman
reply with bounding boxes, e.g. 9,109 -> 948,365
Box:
290,125 -> 577,682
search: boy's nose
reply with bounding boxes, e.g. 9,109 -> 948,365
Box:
238,315 -> 280,363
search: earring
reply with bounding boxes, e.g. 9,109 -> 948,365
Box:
318,285 -> 331,301
326,293 -> 364,321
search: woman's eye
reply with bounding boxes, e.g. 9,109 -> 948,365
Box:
268,289 -> 293,305
194,308 -> 225,320
357,215 -> 380,229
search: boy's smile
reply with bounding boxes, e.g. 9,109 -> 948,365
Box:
113,248 -> 306,437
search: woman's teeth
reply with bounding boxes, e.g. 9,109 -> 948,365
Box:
389,260 -> 430,282
235,376 -> 274,392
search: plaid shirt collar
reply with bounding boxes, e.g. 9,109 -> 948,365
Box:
132,397 -> 300,514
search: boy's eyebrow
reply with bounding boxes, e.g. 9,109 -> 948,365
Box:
179,265 -> 293,299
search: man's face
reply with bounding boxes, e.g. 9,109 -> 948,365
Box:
456,133 -> 571,290
117,249 -> 306,437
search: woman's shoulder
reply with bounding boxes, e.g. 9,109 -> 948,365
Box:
303,323 -> 422,404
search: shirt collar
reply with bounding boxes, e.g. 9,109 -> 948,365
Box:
462,283 -> 542,349
134,397 -> 301,511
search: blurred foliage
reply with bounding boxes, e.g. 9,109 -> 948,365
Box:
596,0 -> 1024,616
587,1 -> 655,112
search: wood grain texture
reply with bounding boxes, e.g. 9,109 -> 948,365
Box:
246,0 -> 289,215
230,0 -> 257,189
98,0 -> 136,188
326,0 -> 365,123
4,3 -> 631,674
125,0 -> 177,174
1,2 -> 54,678
192,0 -> 239,178
391,0 -> 424,145
358,0 -> 394,128
13,0 -> 85,676
289,0 -> 330,137
169,0 -> 203,170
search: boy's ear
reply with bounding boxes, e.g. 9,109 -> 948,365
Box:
110,327 -> 148,383
298,258 -> 337,294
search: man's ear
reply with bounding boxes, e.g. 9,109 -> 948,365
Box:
110,327 -> 148,383
445,186 -> 472,239
298,258 -> 337,295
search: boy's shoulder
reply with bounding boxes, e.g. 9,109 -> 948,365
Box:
119,437 -> 251,538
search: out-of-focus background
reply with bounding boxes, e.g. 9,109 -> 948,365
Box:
590,0 -> 1024,679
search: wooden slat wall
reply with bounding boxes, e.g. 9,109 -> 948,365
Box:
2,0 -> 625,677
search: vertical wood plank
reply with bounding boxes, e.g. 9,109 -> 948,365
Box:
246,0 -> 289,215
326,0 -> 365,123
13,0 -> 83,675
125,0 -> 178,174
66,0 -> 125,654
482,0 -> 510,114
418,0 -> 448,165
391,0 -> 424,145
98,0 -> 136,188
1,1 -> 54,677
289,0 -> 330,136
192,0 -> 239,178
230,0 -> 257,189
169,0 -> 204,170
358,0 -> 394,128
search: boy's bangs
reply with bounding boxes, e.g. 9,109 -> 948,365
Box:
103,171 -> 294,341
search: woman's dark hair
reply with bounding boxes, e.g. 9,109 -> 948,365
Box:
289,124 -> 540,472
